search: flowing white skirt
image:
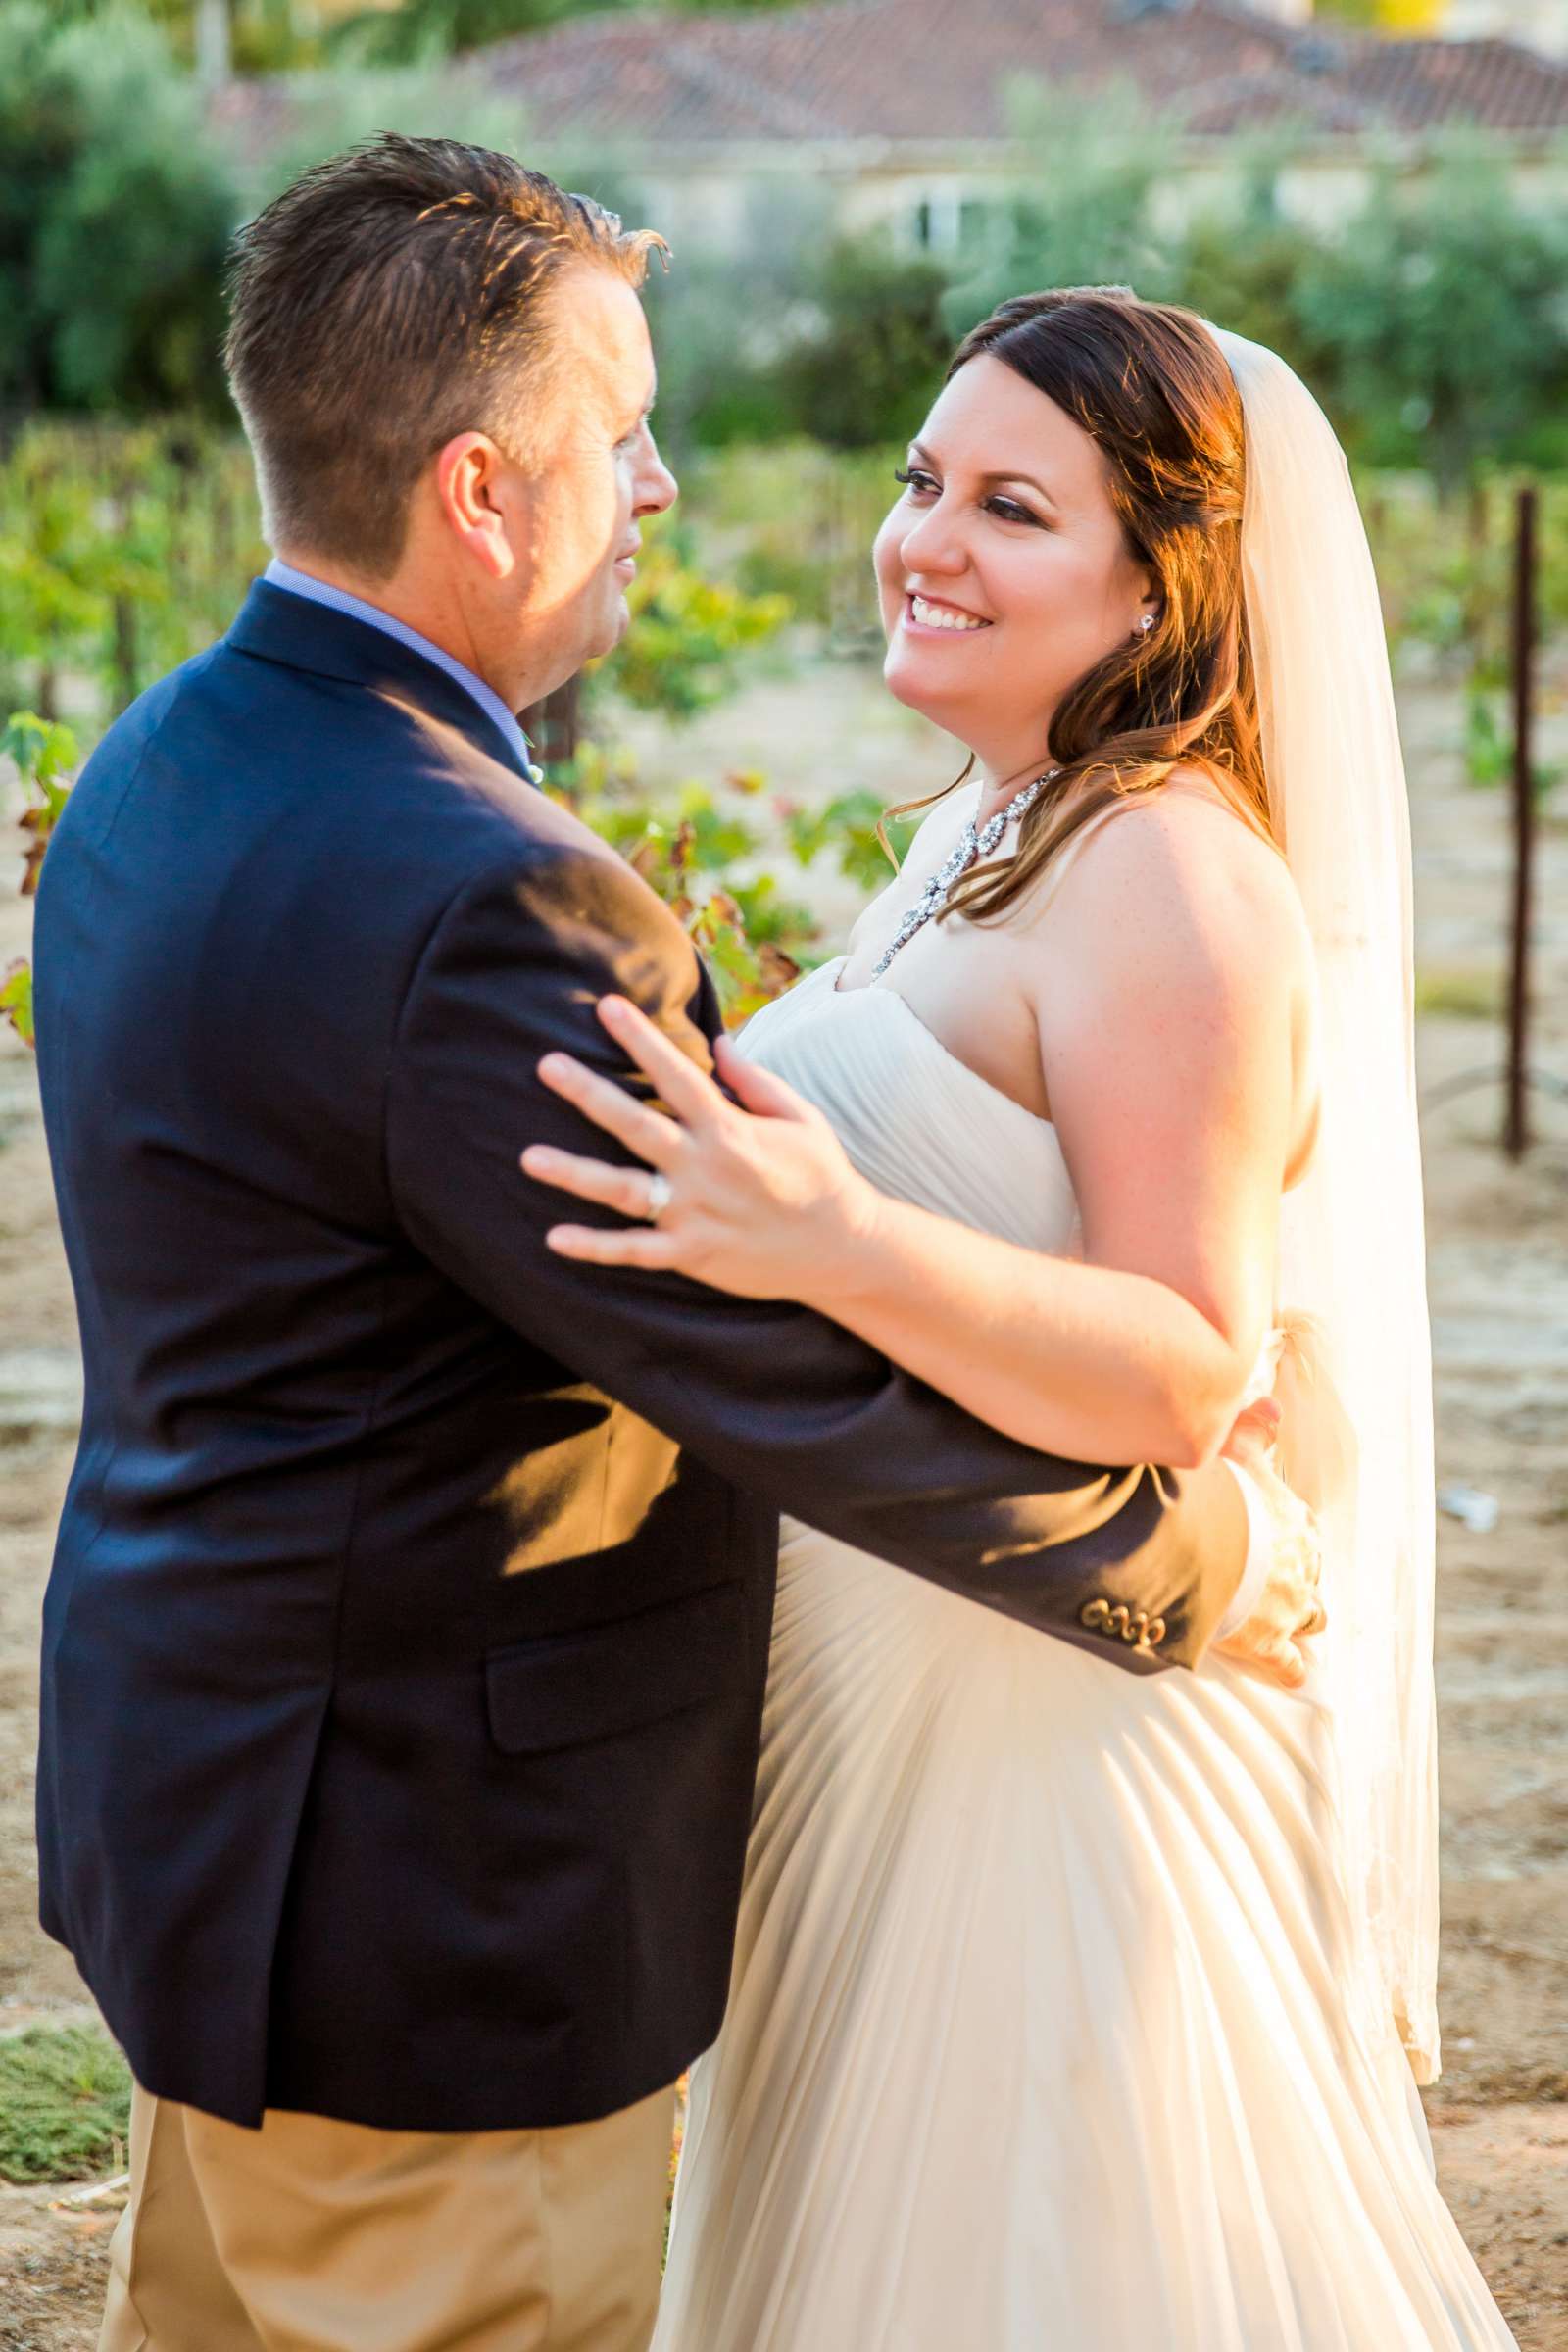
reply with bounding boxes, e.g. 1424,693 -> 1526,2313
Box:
651,1525 -> 1515,2351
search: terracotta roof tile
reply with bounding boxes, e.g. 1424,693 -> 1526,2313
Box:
478,0 -> 1568,144
1345,34 -> 1568,130
214,0 -> 1568,154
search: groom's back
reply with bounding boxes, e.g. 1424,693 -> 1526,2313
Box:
36,610 -> 553,1596
32,591 -> 767,2133
43,643 -> 447,1478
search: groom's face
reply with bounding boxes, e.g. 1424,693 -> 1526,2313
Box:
504,267 -> 676,688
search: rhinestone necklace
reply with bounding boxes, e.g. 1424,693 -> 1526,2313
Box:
871,768 -> 1060,979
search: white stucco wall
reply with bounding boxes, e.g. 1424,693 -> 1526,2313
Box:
622,134 -> 1566,264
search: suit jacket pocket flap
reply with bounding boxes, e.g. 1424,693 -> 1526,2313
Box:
485,1579 -> 748,1755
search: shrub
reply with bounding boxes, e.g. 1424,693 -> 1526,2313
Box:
771,238 -> 954,454
594,521 -> 792,721
0,2026 -> 132,2185
1292,139 -> 1568,489
945,90 -> 1177,338
0,4 -> 237,416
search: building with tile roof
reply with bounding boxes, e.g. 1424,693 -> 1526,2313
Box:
213,0 -> 1568,252
468,0 -> 1568,148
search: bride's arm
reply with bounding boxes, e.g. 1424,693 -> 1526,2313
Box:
524,800 -> 1304,1471
805,800 -> 1299,1467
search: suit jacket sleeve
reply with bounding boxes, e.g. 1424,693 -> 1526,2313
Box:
384,832 -> 1249,1671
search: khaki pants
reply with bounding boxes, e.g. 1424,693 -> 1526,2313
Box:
98,2079 -> 677,2352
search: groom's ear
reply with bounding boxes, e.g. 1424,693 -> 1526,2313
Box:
434,432 -> 522,584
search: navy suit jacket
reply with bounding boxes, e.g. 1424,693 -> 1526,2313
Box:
32,583 -> 1247,2130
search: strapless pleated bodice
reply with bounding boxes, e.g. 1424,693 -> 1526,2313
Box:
736,956 -> 1080,1253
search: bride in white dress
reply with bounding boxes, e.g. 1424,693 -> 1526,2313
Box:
524,292 -> 1515,2347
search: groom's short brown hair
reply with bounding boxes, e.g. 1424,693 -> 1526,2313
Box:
224,134 -> 665,578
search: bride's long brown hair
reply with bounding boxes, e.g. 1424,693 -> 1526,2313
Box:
885,286 -> 1276,921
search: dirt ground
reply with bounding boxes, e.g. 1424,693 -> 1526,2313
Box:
0,651 -> 1564,2346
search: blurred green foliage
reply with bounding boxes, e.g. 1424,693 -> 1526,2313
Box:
770,240 -> 954,454
3,710 -> 79,1045
0,2025 -> 132,2184
946,89 -> 1178,332
0,5 -> 236,416
1411,965 -> 1502,1022
1463,685 -> 1564,807
548,751 -> 913,1023
328,0 -> 568,63
0,420 -> 267,715
597,522 -> 791,719
44,0 -> 567,72
1292,142 -> 1568,491
557,755 -> 814,1022
783,790 -> 906,898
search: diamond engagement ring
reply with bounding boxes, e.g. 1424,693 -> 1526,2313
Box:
644,1173 -> 673,1224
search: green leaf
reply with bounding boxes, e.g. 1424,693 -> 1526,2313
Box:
0,961 -> 33,1049
4,710 -> 78,796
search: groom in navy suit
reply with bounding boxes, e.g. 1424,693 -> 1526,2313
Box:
33,137 -> 1311,2351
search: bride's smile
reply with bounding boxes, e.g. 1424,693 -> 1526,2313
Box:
903,590 -> 992,631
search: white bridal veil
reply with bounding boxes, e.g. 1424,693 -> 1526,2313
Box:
1208,327 -> 1441,2082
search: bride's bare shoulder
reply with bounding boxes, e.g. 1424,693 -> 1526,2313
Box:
1040,770 -> 1309,979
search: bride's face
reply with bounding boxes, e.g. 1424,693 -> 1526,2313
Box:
873,355 -> 1156,767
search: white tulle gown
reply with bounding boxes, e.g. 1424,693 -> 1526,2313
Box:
650,956 -> 1515,2352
